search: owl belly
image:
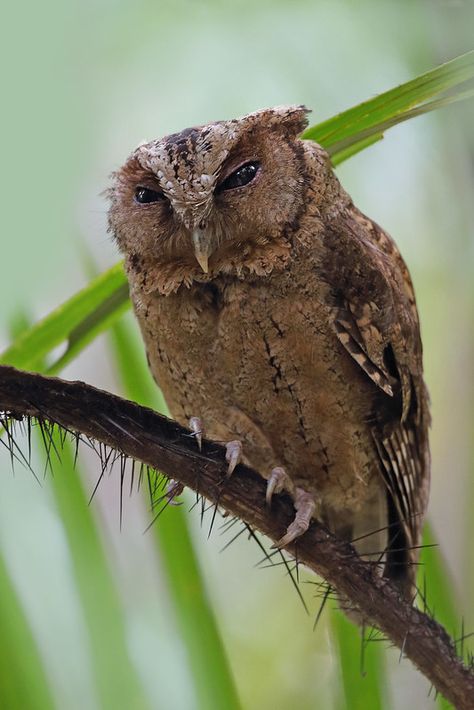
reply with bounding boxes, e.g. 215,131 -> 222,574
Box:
135,279 -> 383,528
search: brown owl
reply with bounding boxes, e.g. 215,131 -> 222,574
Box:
108,106 -> 430,599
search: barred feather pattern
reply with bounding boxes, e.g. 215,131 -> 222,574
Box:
326,206 -> 430,596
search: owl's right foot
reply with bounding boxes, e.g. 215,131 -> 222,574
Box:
266,470 -> 317,546
274,488 -> 316,548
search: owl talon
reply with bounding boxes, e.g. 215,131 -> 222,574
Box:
225,440 -> 243,477
189,416 -> 203,450
266,466 -> 289,507
273,488 -> 316,548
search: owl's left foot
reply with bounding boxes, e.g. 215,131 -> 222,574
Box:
274,487 -> 316,548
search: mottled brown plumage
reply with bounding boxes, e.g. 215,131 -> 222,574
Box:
108,106 -> 430,598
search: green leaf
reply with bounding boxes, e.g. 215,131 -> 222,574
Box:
0,262 -> 129,371
0,552 -> 56,710
42,430 -> 151,710
303,50 -> 474,161
419,524 -> 459,637
419,524 -> 466,710
331,608 -> 387,710
331,133 -> 384,166
8,313 -> 150,710
108,313 -> 241,710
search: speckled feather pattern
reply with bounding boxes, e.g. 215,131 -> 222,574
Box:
108,105 -> 430,597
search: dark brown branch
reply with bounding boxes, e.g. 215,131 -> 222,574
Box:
0,364 -> 472,709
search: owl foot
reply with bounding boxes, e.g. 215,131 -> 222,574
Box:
266,466 -> 290,507
188,416 -> 203,450
274,488 -> 316,548
225,440 -> 243,477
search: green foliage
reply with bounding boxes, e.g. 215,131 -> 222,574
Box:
40,428 -> 151,710
331,609 -> 386,710
0,553 -> 55,710
0,263 -> 129,372
304,50 -> 474,162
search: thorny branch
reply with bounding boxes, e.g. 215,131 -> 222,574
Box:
0,365 -> 473,709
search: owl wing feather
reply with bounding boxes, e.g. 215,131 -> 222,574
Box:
321,207 -> 430,590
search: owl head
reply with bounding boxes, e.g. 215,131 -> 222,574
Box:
108,105 -> 331,295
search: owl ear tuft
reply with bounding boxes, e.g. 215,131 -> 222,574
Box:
264,105 -> 311,137
239,105 -> 311,139
271,105 -> 311,136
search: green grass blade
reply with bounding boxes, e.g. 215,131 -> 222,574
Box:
155,505 -> 241,710
108,313 -> 241,710
42,430 -> 151,710
331,133 -> 384,166
48,284 -> 130,374
420,523 -> 459,638
0,552 -> 56,710
331,608 -> 387,710
8,313 -> 150,710
329,88 -> 474,164
0,262 -> 129,371
107,315 -> 168,414
303,51 -> 474,158
419,523 -> 467,710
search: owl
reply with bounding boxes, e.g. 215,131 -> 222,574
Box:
108,105 -> 430,599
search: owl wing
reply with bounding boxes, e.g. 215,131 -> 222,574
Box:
321,208 -> 430,587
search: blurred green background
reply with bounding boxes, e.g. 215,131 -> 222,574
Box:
1,1 -> 473,709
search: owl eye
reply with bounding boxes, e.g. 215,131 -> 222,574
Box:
217,161 -> 260,193
134,186 -> 164,204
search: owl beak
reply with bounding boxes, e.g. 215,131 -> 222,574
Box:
192,229 -> 213,273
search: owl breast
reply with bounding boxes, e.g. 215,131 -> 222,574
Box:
131,263 -> 383,523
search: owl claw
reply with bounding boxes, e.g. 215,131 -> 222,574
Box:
273,488 -> 316,548
266,466 -> 289,507
189,416 -> 203,450
225,440 -> 243,477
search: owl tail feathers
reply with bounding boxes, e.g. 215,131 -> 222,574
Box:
382,498 -> 420,603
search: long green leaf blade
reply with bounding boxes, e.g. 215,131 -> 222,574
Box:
8,313 -> 150,710
44,431 -> 151,710
329,87 -> 474,163
0,552 -> 56,710
331,608 -> 387,710
0,262 -> 129,371
303,50 -> 474,157
419,524 -> 467,710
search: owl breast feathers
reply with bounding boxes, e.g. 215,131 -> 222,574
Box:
108,105 -> 430,600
